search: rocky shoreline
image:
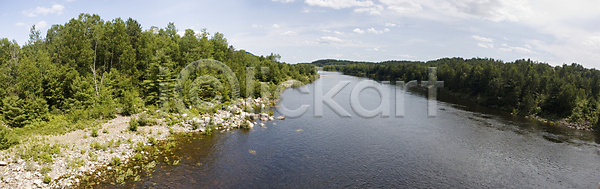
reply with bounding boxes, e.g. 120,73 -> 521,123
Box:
0,97 -> 281,189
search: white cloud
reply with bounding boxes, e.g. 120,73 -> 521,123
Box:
477,43 -> 493,48
353,5 -> 383,15
322,29 -> 331,32
498,44 -> 533,54
319,36 -> 344,44
471,35 -> 494,43
304,0 -> 375,9
272,0 -> 295,3
272,24 -> 280,28
282,31 -> 297,36
36,21 -> 48,28
251,24 -> 262,28
384,22 -> 396,27
380,0 -> 423,14
65,0 -> 76,2
334,31 -> 344,35
15,22 -> 26,27
583,36 -> 600,47
22,4 -> 65,17
367,28 -> 388,34
472,35 -> 495,48
353,28 -> 365,34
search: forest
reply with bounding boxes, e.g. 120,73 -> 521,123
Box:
0,13 -> 316,149
319,58 -> 600,128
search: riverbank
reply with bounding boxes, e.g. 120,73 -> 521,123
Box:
0,97 -> 280,188
439,89 -> 597,132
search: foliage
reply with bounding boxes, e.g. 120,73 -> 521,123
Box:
128,117 -> 139,131
91,128 -> 98,137
0,14 -> 317,142
322,58 -> 600,127
0,126 -> 19,150
110,156 -> 121,166
19,143 -> 62,163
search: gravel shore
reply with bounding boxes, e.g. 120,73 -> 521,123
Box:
0,98 -> 277,188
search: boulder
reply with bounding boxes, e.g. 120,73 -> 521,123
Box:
275,115 -> 285,120
0,161 -> 7,166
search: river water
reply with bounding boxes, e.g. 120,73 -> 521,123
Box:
113,71 -> 600,188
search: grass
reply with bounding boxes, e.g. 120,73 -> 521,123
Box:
90,142 -> 108,151
68,157 -> 85,168
18,142 -> 62,163
41,166 -> 52,174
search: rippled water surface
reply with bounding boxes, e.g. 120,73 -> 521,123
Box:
107,71 -> 600,188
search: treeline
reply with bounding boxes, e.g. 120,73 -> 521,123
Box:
322,57 -> 600,127
0,14 -> 316,138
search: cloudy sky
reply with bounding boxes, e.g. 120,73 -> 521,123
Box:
1,0 -> 600,68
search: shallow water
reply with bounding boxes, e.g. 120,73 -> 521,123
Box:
105,71 -> 600,188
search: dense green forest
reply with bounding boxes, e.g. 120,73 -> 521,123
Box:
0,13 -> 316,148
320,58 -> 600,128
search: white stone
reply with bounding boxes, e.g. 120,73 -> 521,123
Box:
33,179 -> 42,186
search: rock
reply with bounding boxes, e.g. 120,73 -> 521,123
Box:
0,161 -> 7,166
259,123 -> 265,127
33,179 -> 42,187
248,114 -> 257,120
260,113 -> 268,119
182,114 -> 188,119
275,115 -> 285,120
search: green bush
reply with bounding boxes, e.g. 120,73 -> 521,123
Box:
43,174 -> 51,184
129,117 -> 139,132
91,128 -> 98,137
0,126 -> 19,150
137,113 -> 156,126
110,156 -> 121,166
2,96 -> 27,128
121,90 -> 141,116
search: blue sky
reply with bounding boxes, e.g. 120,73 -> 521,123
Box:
1,0 -> 600,68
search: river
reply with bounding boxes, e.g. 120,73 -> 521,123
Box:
108,71 -> 600,188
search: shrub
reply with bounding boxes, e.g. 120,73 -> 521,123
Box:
43,174 -> 51,184
137,113 -> 156,126
148,136 -> 156,145
121,90 -> 141,116
110,156 -> 121,166
129,117 -> 139,132
91,128 -> 98,137
41,166 -> 52,174
0,126 -> 19,150
67,157 -> 85,168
